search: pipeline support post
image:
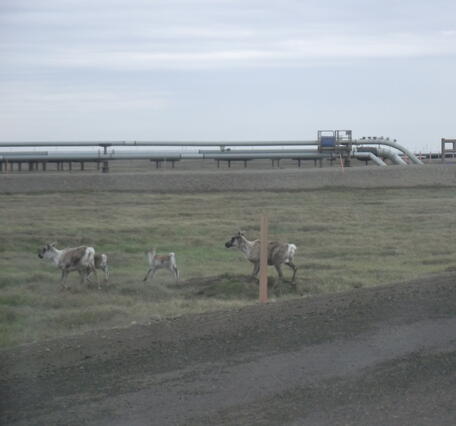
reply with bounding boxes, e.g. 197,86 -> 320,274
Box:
101,144 -> 110,173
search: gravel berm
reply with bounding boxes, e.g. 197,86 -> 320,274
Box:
1,272 -> 456,425
1,163 -> 455,193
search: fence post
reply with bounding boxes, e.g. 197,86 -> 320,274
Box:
259,214 -> 269,303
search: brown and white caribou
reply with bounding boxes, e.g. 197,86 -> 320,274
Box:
225,232 -> 297,282
143,249 -> 179,283
38,242 -> 99,289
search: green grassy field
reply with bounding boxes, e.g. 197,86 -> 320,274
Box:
1,187 -> 455,347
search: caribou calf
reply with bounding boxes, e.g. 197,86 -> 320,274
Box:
225,231 -> 297,282
94,253 -> 109,283
38,242 -> 99,289
143,249 -> 179,283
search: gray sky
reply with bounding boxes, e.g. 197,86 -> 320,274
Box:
1,0 -> 455,152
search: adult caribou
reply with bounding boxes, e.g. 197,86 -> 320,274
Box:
225,232 -> 297,282
38,242 -> 99,290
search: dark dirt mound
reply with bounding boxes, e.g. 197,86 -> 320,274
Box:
169,273 -> 298,299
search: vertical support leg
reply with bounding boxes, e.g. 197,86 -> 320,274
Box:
101,145 -> 110,173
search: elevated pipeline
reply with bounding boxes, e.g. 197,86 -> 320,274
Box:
355,147 -> 406,166
352,140 -> 423,165
0,138 -> 423,165
352,151 -> 387,166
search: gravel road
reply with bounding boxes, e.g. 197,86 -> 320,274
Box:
2,273 -> 456,426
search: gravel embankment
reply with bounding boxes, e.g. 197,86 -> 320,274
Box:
0,164 -> 455,193
1,273 -> 456,425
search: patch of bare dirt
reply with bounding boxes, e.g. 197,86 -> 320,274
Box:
170,273 -> 297,299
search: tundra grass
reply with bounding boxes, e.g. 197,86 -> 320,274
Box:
0,187 -> 455,347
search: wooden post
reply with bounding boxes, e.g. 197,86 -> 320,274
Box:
259,214 -> 269,303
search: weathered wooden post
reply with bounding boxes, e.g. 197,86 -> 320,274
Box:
339,153 -> 345,170
259,214 -> 269,303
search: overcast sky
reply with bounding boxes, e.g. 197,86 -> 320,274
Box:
1,0 -> 455,152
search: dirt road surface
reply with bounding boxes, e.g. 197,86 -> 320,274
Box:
1,273 -> 456,425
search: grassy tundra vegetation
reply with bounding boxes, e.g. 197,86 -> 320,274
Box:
0,187 -> 455,347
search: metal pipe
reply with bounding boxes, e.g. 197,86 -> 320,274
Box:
199,149 -> 320,154
0,151 -> 183,161
352,139 -> 423,165
352,152 -> 387,166
377,148 -> 408,166
0,150 -> 335,164
0,139 -> 421,166
357,147 -> 407,165
0,148 -> 405,165
0,138 -> 422,164
0,140 -> 319,148
202,152 -> 332,160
